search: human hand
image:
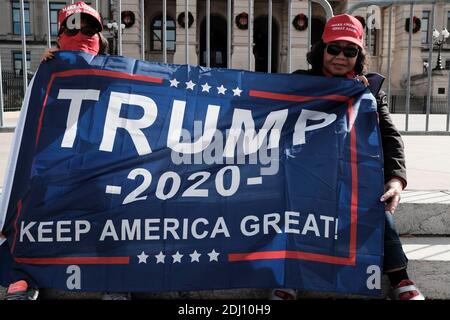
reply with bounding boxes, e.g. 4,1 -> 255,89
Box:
356,75 -> 369,86
380,178 -> 404,214
41,48 -> 59,62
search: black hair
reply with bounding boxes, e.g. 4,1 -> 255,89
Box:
97,32 -> 109,55
306,39 -> 369,75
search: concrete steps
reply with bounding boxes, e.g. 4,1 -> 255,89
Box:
400,237 -> 450,300
395,190 -> 450,235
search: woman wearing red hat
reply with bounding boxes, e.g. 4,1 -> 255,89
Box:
270,14 -> 424,301
4,2 -> 131,301
42,1 -> 109,61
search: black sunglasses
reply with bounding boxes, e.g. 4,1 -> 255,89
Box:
326,44 -> 359,58
59,25 -> 98,37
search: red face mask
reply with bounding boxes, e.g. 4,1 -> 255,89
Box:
59,32 -> 100,55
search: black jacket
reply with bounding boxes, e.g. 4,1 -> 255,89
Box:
293,69 -> 407,187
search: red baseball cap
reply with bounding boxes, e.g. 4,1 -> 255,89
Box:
322,14 -> 364,48
57,1 -> 103,32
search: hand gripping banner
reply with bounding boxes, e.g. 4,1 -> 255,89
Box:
0,52 -> 385,296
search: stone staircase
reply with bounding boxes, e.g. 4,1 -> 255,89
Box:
389,190 -> 450,300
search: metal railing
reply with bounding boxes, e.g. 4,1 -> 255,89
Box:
347,0 -> 450,134
390,95 -> 449,114
1,71 -> 33,113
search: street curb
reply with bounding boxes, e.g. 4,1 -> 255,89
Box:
0,127 -> 15,133
395,203 -> 450,235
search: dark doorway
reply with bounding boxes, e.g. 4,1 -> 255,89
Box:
311,17 -> 325,46
200,15 -> 227,68
253,16 -> 279,73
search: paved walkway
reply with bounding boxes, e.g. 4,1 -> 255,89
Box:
402,237 -> 450,261
402,135 -> 450,190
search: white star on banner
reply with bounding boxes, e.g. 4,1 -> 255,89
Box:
169,78 -> 179,87
217,85 -> 227,95
186,80 -> 196,90
232,87 -> 243,96
155,251 -> 166,264
189,250 -> 201,262
137,251 -> 149,264
172,251 -> 183,263
207,249 -> 220,262
201,83 -> 211,92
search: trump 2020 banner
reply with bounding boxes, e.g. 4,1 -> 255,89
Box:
0,51 -> 385,296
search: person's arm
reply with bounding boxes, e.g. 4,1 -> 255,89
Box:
41,48 -> 59,62
356,75 -> 369,86
377,91 -> 407,213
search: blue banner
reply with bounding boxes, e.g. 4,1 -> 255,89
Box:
0,51 -> 385,296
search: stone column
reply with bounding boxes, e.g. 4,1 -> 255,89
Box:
284,0 -> 309,72
377,6 -> 396,78
231,0 -> 254,71
119,0 -> 141,60
173,0 -> 198,65
390,5 -> 423,92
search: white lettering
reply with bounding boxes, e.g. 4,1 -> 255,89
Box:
66,265 -> 81,290
293,110 -> 337,145
285,211 -> 300,234
20,221 -> 36,242
264,213 -> 282,234
145,219 -> 160,240
58,89 -> 100,148
191,218 -> 208,239
301,214 -> 320,237
320,215 -> 334,238
100,92 -> 157,155
121,219 -> 141,240
167,100 -> 220,154
224,108 -> 288,157
210,217 -> 230,238
366,265 -> 381,289
241,215 -> 259,236
99,220 -> 119,241
56,220 -> 72,242
75,220 -> 90,241
38,221 -> 53,242
164,218 -> 180,240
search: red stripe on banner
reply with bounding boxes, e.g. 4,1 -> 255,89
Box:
249,90 -> 349,102
348,99 -> 358,260
15,256 -> 130,265
35,69 -> 163,145
52,69 -> 164,84
11,199 -> 23,254
228,251 -> 355,265
36,73 -> 57,145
